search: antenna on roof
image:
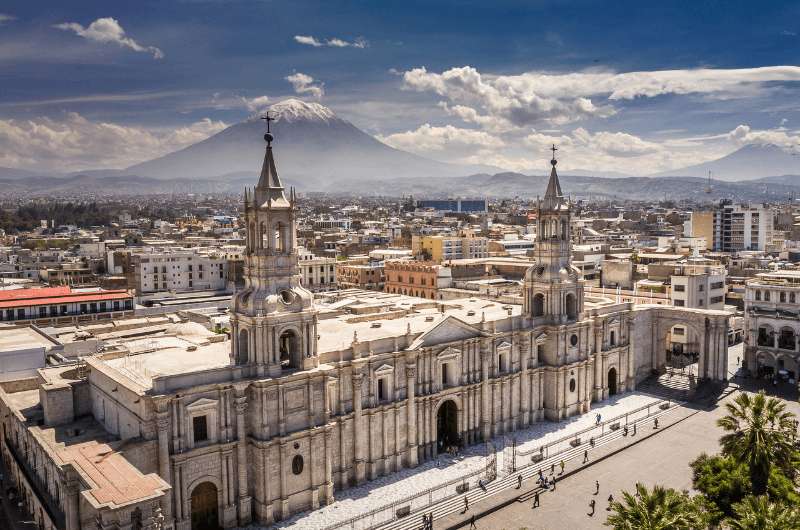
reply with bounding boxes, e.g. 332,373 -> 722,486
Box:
705,171 -> 713,194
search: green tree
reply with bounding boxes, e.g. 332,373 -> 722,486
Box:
726,495 -> 800,530
716,392 -> 797,496
605,483 -> 705,530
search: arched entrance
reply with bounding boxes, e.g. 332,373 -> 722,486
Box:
190,482 -> 220,530
279,329 -> 299,370
607,367 -> 618,396
436,400 -> 459,452
532,293 -> 544,317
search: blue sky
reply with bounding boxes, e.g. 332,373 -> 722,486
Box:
2,0 -> 800,173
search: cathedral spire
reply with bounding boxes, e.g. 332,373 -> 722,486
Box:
254,112 -> 289,207
541,144 -> 567,211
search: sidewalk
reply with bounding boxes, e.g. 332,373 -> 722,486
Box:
426,403 -> 699,530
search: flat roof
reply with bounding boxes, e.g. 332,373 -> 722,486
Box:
0,286 -> 131,309
0,326 -> 58,352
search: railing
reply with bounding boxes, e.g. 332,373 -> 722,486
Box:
322,398 -> 674,530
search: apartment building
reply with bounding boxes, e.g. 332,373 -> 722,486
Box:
412,231 -> 489,263
297,246 -> 337,292
383,260 -> 453,299
670,263 -> 727,310
126,247 -> 229,295
691,201 -> 775,252
744,270 -> 800,381
0,285 -> 133,324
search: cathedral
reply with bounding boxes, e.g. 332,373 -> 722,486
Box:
0,127 -> 731,530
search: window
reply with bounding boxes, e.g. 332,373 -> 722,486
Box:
39,307 -> 47,318
756,291 -> 761,301
765,291 -> 771,301
377,378 -> 387,402
674,285 -> 685,292
673,327 -> 685,336
698,285 -> 704,292
570,334 -> 578,347
780,292 -> 786,303
791,293 -> 796,304
569,378 -> 576,393
292,455 -> 304,475
674,300 -> 685,307
192,416 -> 208,443
610,330 -> 616,346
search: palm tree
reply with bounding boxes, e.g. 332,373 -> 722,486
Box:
726,495 -> 800,530
605,483 -> 705,530
716,391 -> 797,496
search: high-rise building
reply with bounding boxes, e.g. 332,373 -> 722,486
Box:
690,201 -> 774,252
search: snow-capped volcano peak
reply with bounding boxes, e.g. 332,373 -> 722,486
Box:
269,98 -> 337,123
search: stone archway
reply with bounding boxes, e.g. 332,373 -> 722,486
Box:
190,481 -> 220,530
436,399 -> 459,453
608,367 -> 618,396
279,328 -> 300,370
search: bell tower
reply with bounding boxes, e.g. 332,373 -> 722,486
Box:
230,114 -> 318,376
524,145 -> 584,323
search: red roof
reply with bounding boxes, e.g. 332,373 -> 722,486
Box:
0,286 -> 132,309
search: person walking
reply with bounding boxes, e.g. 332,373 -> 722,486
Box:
607,494 -> 614,510
583,449 -> 589,463
463,496 -> 469,513
595,413 -> 601,425
517,474 -> 523,489
538,469 -> 544,484
533,491 -> 540,508
551,475 -> 557,491
559,460 -> 565,474
469,514 -> 477,529
633,423 -> 637,436
595,480 -> 600,495
654,417 -> 659,429
551,462 -> 555,474
421,513 -> 428,529
589,437 -> 595,448
589,499 -> 596,516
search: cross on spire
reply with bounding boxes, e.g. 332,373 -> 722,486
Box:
550,144 -> 558,166
261,111 -> 275,133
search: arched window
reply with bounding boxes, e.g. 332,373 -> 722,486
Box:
765,291 -> 771,301
279,329 -> 299,370
755,291 -> 761,301
274,223 -> 283,253
565,293 -> 577,320
778,327 -> 796,350
791,293 -> 796,304
238,329 -> 249,364
780,292 -> 786,303
532,293 -> 545,317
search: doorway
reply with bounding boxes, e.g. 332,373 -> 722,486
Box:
436,400 -> 459,452
608,367 -> 618,396
190,482 -> 220,530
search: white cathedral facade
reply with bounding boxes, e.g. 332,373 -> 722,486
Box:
0,130 -> 731,530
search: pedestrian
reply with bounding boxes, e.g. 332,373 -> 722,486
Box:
589,499 -> 596,516
559,460 -> 565,474
551,475 -> 556,491
623,425 -> 628,436
590,437 -> 595,448
533,491 -> 540,508
596,413 -> 601,425
463,495 -> 469,513
583,449 -> 589,463
633,423 -> 637,436
595,480 -> 600,495
517,474 -> 522,489
421,513 -> 428,529
469,514 -> 477,529
551,462 -> 555,474
538,469 -> 544,483
654,417 -> 659,429
607,494 -> 614,510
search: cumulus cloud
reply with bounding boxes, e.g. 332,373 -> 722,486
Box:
403,65 -> 800,128
285,72 -> 324,99
54,17 -> 164,59
294,35 -> 368,48
0,14 -> 16,25
0,113 -> 225,171
242,95 -> 270,112
726,124 -> 800,153
377,124 -> 504,162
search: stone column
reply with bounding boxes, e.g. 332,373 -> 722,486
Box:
626,315 -> 636,391
352,371 -> 366,484
155,408 -> 174,527
324,428 -> 334,504
405,363 -> 418,467
234,393 -> 252,525
480,339 -> 491,440
519,334 -> 530,427
593,323 -> 603,400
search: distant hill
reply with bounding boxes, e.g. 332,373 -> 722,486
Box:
651,144 -> 800,182
126,98 -> 500,185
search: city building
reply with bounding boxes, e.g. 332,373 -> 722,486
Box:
416,198 -> 488,214
0,285 -> 134,325
125,247 -> 229,296
412,231 -> 489,263
383,260 -> 453,299
691,201 -> 775,252
337,261 -> 385,290
0,138 -> 731,530
297,246 -> 337,292
744,270 -> 800,382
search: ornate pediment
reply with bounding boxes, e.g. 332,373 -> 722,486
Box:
534,332 -> 548,345
408,315 -> 486,350
496,340 -> 512,352
186,397 -> 218,411
374,363 -> 395,375
436,346 -> 462,361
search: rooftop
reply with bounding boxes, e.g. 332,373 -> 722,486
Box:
0,325 -> 59,352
